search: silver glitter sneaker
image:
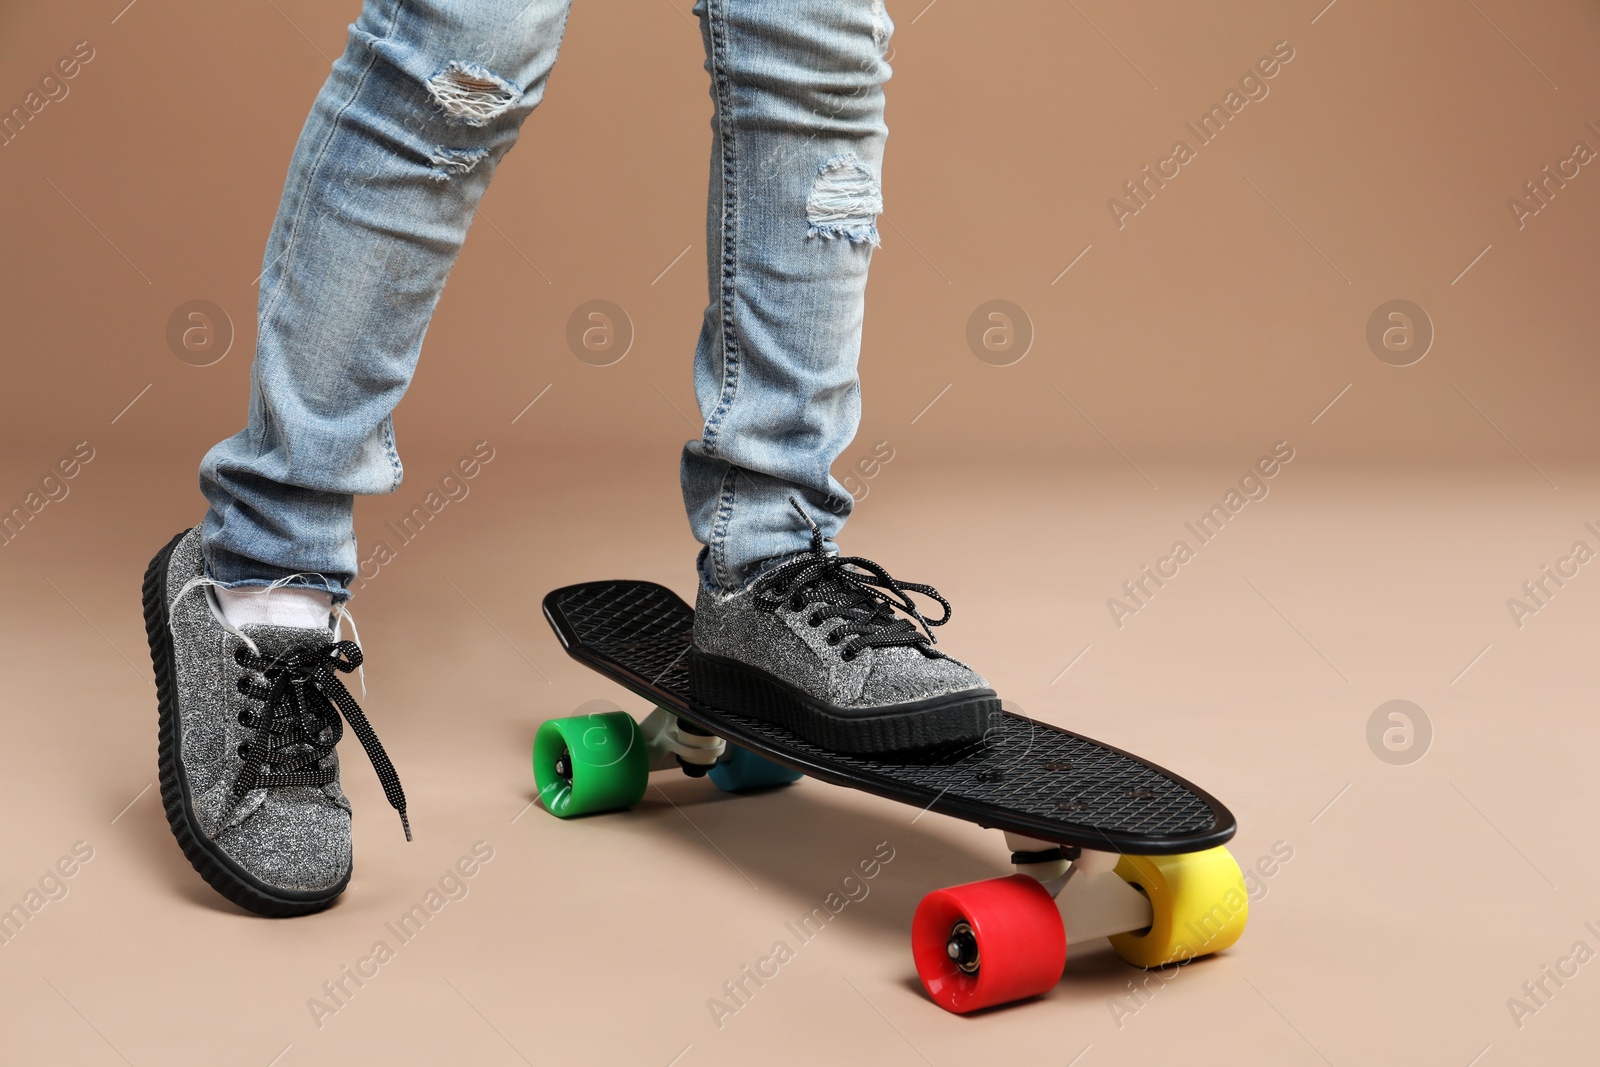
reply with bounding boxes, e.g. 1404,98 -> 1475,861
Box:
141,527 -> 410,917
691,502 -> 999,754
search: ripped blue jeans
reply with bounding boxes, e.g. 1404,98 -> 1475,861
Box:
199,0 -> 894,601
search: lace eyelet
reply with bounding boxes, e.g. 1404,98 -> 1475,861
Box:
233,648 -> 251,667
807,614 -> 822,627
825,634 -> 840,646
238,711 -> 252,727
841,648 -> 858,662
236,742 -> 250,758
235,678 -> 251,694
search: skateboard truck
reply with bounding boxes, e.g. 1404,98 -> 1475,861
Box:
1006,832 -> 1155,945
639,706 -> 726,777
1007,836 -> 1079,880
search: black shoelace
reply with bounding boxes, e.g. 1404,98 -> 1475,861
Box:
233,639 -> 411,841
753,499 -> 953,662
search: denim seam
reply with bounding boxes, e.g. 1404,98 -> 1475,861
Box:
256,1 -> 400,348
700,0 -> 741,462
247,0 -> 399,505
701,0 -> 743,590
709,466 -> 738,590
209,574 -> 345,600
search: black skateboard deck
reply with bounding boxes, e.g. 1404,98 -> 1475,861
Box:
543,580 -> 1236,855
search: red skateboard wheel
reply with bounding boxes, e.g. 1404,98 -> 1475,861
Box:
912,874 -> 1067,1013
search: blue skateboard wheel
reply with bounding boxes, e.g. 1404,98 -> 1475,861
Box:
708,745 -> 803,793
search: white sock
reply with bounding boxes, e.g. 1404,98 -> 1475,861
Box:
216,585 -> 334,630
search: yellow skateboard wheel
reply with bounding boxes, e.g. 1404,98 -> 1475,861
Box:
1107,846 -> 1248,968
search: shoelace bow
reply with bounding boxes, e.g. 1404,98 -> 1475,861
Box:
754,499 -> 953,662
233,639 -> 411,841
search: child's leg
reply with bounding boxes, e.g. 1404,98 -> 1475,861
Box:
200,0 -> 574,606
681,0 -> 894,594
680,2 -> 996,755
153,0 -> 574,917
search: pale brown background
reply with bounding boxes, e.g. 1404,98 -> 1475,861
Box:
2,1 -> 1599,1065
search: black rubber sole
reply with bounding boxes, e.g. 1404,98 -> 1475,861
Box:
689,647 -> 1000,755
142,529 -> 349,918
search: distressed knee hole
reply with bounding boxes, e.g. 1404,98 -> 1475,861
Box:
428,146 -> 490,182
805,154 -> 882,246
426,62 -> 521,126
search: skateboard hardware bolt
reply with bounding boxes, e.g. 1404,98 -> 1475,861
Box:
973,768 -> 1006,783
553,751 -> 573,784
945,921 -> 980,974
675,754 -> 712,778
1042,760 -> 1073,773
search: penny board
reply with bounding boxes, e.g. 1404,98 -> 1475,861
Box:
543,580 -> 1236,855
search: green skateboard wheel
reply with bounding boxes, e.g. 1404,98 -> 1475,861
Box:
533,711 -> 649,818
